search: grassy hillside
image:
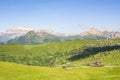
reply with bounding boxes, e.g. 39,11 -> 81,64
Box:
0,62 -> 120,80
0,39 -> 120,80
0,39 -> 120,66
70,49 -> 120,66
0,40 -> 93,65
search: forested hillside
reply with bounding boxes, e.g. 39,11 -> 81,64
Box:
0,39 -> 120,66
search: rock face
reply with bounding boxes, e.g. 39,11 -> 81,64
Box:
89,27 -> 102,35
81,27 -> 120,39
81,27 -> 102,36
102,31 -> 120,39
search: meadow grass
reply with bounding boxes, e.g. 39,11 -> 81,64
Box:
0,39 -> 120,80
0,62 -> 120,80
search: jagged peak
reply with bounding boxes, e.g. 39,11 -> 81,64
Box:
88,26 -> 101,35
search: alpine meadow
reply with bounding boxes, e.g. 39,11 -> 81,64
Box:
0,0 -> 120,80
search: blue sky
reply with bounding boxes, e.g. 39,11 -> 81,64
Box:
0,0 -> 120,33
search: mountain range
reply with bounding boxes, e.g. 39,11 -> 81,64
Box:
0,26 -> 120,44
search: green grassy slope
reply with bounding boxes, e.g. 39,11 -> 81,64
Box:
0,62 -> 120,80
1,40 -> 93,55
70,49 -> 120,66
0,39 -> 120,66
0,39 -> 120,80
0,40 -> 95,65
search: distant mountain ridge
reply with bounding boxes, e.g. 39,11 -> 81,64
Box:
0,26 -> 120,44
7,31 -> 106,45
81,27 -> 120,39
0,26 -> 32,43
7,30 -> 68,44
7,31 -> 42,44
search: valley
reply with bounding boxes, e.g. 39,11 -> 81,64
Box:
1,0 -> 120,79
0,27 -> 120,80
0,37 -> 120,80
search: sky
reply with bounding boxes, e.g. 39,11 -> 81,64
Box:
0,0 -> 120,33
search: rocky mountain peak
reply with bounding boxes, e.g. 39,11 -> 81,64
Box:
81,27 -> 102,36
89,27 -> 102,35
